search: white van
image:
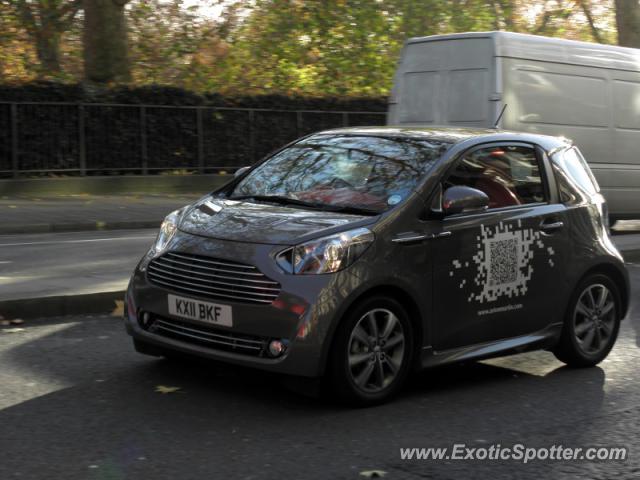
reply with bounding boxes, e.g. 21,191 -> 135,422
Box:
388,31 -> 640,220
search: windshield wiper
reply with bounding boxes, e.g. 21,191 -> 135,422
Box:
229,194 -> 322,208
314,204 -> 381,216
229,195 -> 380,216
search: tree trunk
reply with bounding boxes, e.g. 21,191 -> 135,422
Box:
615,0 -> 640,48
35,30 -> 62,74
83,0 -> 130,83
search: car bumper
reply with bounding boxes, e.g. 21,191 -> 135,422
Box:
124,232 -> 355,377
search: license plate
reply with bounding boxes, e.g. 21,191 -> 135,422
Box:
168,294 -> 233,327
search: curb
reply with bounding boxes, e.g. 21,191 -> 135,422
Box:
0,174 -> 230,196
0,220 -> 161,235
0,290 -> 125,321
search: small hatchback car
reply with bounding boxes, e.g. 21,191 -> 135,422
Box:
125,127 -> 629,405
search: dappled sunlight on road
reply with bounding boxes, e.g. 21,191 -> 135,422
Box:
0,321 -> 76,410
482,351 -> 563,377
0,274 -> 37,287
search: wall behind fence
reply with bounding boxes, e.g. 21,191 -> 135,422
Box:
0,102 -> 387,178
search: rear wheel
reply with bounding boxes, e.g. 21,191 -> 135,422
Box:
328,296 -> 414,406
553,274 -> 620,367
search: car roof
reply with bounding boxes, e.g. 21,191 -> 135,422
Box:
312,126 -> 572,152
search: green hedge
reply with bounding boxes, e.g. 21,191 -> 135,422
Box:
0,82 -> 387,110
0,83 -> 388,176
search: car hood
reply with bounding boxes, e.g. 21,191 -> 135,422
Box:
178,196 -> 376,245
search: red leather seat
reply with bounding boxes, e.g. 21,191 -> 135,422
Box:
474,174 -> 521,209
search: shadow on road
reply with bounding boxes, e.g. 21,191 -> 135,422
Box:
0,314 -> 611,479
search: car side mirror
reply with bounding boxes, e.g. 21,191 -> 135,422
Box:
442,186 -> 489,216
234,166 -> 251,178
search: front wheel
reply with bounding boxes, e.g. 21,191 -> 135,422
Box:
327,296 -> 414,406
553,274 -> 621,367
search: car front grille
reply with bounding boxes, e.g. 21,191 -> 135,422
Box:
148,316 -> 268,357
147,251 -> 280,305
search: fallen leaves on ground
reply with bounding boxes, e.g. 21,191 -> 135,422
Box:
155,385 -> 181,394
111,300 -> 124,317
2,328 -> 25,333
360,471 -> 387,478
0,316 -> 25,328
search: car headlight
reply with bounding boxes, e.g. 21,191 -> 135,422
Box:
138,208 -> 186,272
154,208 -> 183,253
276,228 -> 374,274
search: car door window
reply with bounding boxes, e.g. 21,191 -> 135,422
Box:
553,147 -> 600,195
444,145 -> 547,209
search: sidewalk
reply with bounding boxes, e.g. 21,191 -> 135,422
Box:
0,194 -> 201,234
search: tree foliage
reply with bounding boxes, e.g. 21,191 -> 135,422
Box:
3,0 -> 81,75
0,0 -> 629,96
215,0 -> 618,96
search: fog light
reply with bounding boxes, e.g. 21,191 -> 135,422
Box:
268,340 -> 286,357
140,311 -> 153,328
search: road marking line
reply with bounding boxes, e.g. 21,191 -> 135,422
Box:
0,236 -> 155,247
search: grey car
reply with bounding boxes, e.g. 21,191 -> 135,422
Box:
125,127 -> 629,405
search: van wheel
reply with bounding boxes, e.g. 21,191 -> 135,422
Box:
328,296 -> 414,406
553,274 -> 621,367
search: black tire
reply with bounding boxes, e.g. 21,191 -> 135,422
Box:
553,274 -> 621,367
133,338 -> 164,357
327,296 -> 414,406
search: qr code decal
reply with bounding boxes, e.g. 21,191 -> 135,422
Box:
488,238 -> 518,286
450,221 -> 554,303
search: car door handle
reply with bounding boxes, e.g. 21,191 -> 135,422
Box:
392,231 -> 451,244
392,233 -> 430,244
540,220 -> 564,233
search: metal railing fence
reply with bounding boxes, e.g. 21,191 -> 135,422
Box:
0,102 -> 387,177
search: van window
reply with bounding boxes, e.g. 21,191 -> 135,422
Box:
552,147 -> 600,195
444,145 -> 546,209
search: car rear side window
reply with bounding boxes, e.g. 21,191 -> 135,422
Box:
553,147 -> 599,196
444,145 -> 546,209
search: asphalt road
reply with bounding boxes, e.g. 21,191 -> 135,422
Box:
1,228 -> 638,303
0,230 -> 157,300
0,267 -> 638,479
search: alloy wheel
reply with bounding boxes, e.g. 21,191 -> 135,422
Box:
573,283 -> 616,355
347,308 -> 405,393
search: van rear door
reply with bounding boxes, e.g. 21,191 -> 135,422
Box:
388,37 -> 496,127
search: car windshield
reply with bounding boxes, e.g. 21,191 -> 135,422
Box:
229,134 -> 450,213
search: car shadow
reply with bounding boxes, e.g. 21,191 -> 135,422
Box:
0,315 -> 611,479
